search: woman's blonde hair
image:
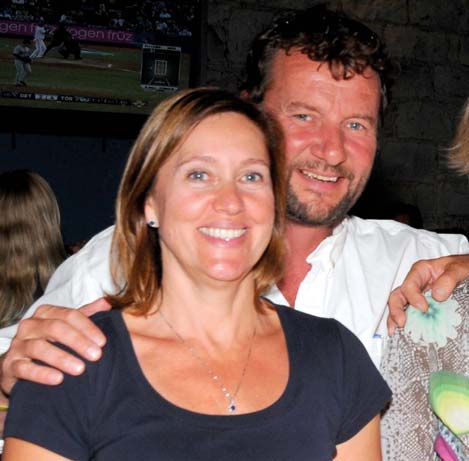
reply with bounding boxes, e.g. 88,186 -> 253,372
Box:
0,170 -> 66,327
448,98 -> 469,175
109,87 -> 286,314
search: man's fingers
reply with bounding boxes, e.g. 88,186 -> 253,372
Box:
386,255 -> 469,333
394,259 -> 434,311
0,302 -> 109,392
431,273 -> 458,301
398,285 -> 429,312
387,288 -> 409,333
430,259 -> 469,301
1,340 -> 73,394
386,255 -> 469,334
78,297 -> 111,318
8,358 -> 64,387
17,315 -> 103,362
20,336 -> 87,375
30,305 -> 106,351
407,254 -> 469,302
1,321 -> 93,393
386,316 -> 397,337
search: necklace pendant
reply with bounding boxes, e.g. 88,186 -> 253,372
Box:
228,397 -> 236,413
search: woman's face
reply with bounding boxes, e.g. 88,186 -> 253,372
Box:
145,112 -> 275,285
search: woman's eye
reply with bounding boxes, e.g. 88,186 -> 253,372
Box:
188,171 -> 208,180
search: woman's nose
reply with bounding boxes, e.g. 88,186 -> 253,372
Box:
213,183 -> 244,215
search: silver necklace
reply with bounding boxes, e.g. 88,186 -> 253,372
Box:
159,310 -> 256,413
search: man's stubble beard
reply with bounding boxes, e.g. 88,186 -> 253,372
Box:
286,168 -> 371,227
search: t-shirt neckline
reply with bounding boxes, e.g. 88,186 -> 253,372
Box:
110,306 -> 299,430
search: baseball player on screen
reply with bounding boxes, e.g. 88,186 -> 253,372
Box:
30,19 -> 47,59
13,38 -> 32,86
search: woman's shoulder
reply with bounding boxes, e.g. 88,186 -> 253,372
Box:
274,303 -> 341,329
273,303 -> 347,347
90,308 -> 122,332
273,303 -> 377,371
88,309 -> 130,356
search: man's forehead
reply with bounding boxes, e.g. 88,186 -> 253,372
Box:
267,50 -> 381,107
263,50 -> 382,122
271,49 -> 380,84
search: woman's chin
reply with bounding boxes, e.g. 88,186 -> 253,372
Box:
202,262 -> 253,284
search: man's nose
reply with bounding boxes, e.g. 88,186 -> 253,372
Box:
310,125 -> 346,166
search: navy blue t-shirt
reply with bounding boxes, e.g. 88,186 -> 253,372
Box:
5,306 -> 391,460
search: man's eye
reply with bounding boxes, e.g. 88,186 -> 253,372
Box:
293,114 -> 311,122
188,171 -> 208,180
243,172 -> 262,182
349,121 -> 365,130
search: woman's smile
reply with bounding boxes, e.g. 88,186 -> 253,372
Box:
198,226 -> 247,241
145,111 -> 275,283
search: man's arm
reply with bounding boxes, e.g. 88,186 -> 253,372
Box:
12,52 -> 30,62
0,299 -> 110,394
0,226 -> 115,393
388,254 -> 469,334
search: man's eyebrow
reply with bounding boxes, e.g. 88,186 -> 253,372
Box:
286,102 -> 377,125
285,101 -> 318,112
347,114 -> 378,125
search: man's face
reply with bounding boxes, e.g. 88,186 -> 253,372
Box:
262,50 -> 381,227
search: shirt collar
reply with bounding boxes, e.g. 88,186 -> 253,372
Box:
263,217 -> 349,306
305,216 -> 349,269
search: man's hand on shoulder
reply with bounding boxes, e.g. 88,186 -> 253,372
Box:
387,254 -> 469,334
0,297 -> 111,395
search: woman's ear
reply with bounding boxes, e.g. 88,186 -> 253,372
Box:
144,197 -> 159,228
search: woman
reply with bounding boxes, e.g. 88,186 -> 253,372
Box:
381,98 -> 469,461
0,170 -> 66,328
4,88 -> 390,460
448,97 -> 469,174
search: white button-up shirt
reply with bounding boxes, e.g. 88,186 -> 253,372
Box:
1,217 -> 467,367
265,217 -> 469,366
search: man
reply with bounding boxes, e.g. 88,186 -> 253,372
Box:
30,19 -> 47,59
1,4 -> 469,394
44,22 -> 81,60
12,38 -> 32,86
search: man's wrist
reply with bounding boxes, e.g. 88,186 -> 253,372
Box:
0,355 -> 10,403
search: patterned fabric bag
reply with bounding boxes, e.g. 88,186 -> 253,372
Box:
381,280 -> 469,460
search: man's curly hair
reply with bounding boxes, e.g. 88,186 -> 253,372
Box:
241,4 -> 399,109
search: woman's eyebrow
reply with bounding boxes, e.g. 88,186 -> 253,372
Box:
239,158 -> 270,167
176,155 -> 216,168
176,157 -> 269,168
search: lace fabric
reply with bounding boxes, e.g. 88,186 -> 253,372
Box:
381,280 -> 469,461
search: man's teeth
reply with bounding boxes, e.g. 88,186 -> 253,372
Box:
301,170 -> 338,182
199,227 -> 246,241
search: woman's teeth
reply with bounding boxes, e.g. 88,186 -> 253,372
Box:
199,227 -> 246,241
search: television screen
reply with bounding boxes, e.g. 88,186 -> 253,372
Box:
0,0 -> 201,115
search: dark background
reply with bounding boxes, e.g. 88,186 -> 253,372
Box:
1,0 -> 469,245
0,0 -> 206,245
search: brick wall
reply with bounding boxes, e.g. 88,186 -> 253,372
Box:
205,0 -> 469,233
2,1 -> 468,238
